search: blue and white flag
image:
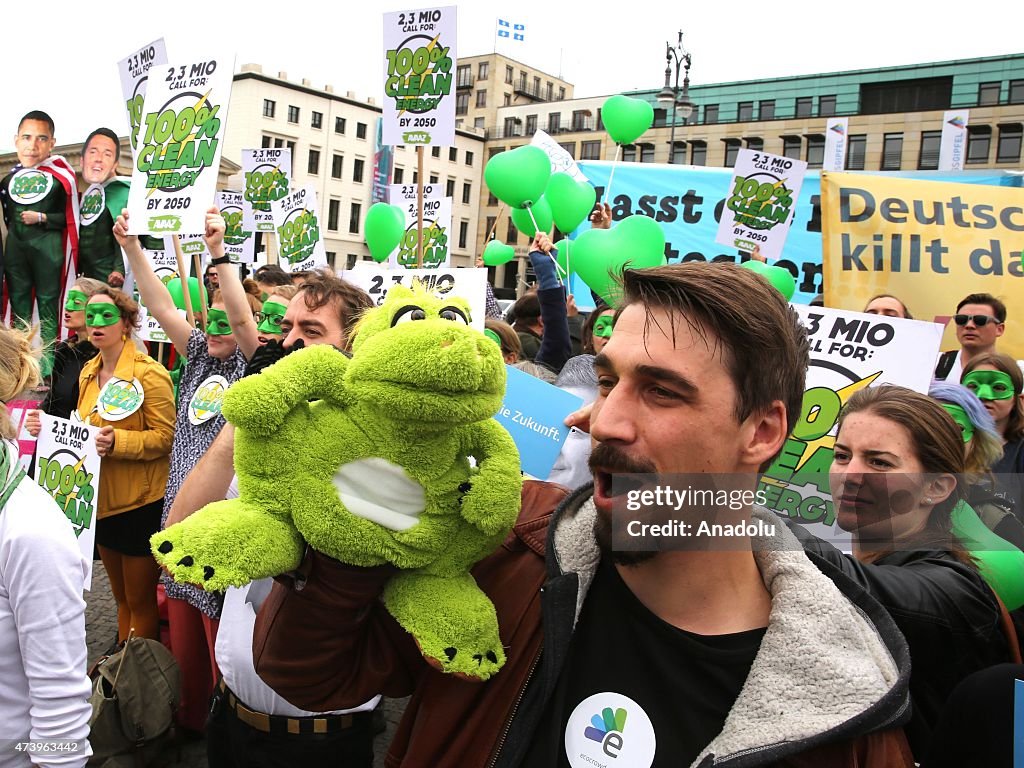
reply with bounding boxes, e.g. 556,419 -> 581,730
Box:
496,18 -> 525,41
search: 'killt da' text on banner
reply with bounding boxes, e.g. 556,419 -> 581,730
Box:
821,172 -> 1024,359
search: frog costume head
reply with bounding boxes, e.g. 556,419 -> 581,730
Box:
152,283 -> 523,680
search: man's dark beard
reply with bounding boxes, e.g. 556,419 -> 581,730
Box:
588,443 -> 658,566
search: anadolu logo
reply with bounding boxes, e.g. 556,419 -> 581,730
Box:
584,707 -> 627,756
565,693 -> 655,768
947,116 -> 967,129
9,168 -> 53,205
80,184 -> 106,226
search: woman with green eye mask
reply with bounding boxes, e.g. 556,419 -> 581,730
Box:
582,301 -> 615,355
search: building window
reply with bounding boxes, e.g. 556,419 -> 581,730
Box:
572,110 -> 589,131
311,111 -> 323,129
412,171 -> 418,183
458,220 -> 469,249
507,220 -> 518,243
737,102 -> 754,122
474,117 -> 485,129
818,95 -> 837,117
353,158 -> 364,182
393,166 -> 404,184
273,137 -> 284,148
723,139 -> 741,167
478,62 -> 489,80
346,254 -> 359,270
548,113 -> 561,133
326,251 -> 336,269
671,141 -> 686,164
307,149 -> 320,175
287,105 -> 299,123
533,76 -> 541,94
456,93 -> 469,115
356,122 -> 367,139
704,104 -> 719,124
746,137 -> 763,153
327,153 -> 343,180
431,146 -> 440,158
918,131 -> 941,170
622,144 -> 637,163
465,151 -> 474,166
286,140 -> 295,155
689,141 -> 706,166
846,134 -> 867,170
861,76 -> 952,114
806,136 -> 825,168
446,178 -> 456,198
526,115 -> 537,135
581,140 -> 601,160
881,133 -> 903,170
559,87 -> 566,100
1011,80 -> 1024,104
429,174 -> 439,185
488,190 -> 498,206
759,100 -> 775,120
997,124 -> 1022,163
263,99 -> 276,118
795,97 -> 812,118
560,142 -> 577,159
485,216 -> 496,239
652,108 -> 667,128
335,117 -> 346,134
966,126 -> 991,164
457,64 -> 471,88
505,65 -> 513,84
504,93 -> 512,106
449,147 -> 458,162
978,82 -> 1001,106
462,182 -> 472,204
503,116 -> 519,137
328,199 -> 340,231
349,202 -> 361,234
476,90 -> 487,108
261,135 -> 271,148
782,136 -> 801,159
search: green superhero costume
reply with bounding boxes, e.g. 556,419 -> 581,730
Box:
78,177 -> 129,281
153,284 -> 523,680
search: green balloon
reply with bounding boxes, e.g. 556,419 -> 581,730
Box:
952,500 -> 1024,609
553,239 -> 572,278
482,240 -> 516,266
572,215 -> 666,305
166,277 -> 207,312
364,203 -> 406,262
510,196 -> 553,238
601,94 -> 655,145
484,145 -> 551,208
546,173 -> 597,234
740,260 -> 796,301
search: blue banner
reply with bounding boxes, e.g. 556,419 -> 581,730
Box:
576,162 -> 1020,305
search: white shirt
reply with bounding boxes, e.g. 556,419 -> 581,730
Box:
0,457 -> 92,767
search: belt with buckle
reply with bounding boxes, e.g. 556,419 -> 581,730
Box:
218,679 -> 359,735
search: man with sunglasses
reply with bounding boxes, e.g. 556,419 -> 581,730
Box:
934,293 -> 1006,382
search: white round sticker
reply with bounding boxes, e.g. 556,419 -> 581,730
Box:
96,377 -> 145,422
564,692 -> 656,768
8,168 -> 54,206
188,374 -> 230,426
80,183 -> 106,226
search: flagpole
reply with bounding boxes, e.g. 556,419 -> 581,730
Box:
493,16 -> 498,54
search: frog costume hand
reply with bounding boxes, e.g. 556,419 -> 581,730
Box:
152,284 -> 523,680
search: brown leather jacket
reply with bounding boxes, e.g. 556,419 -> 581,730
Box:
253,482 -> 914,768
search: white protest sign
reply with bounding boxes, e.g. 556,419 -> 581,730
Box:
382,6 -> 457,147
118,38 -> 168,160
531,130 -> 588,182
346,264 -> 487,330
34,415 -> 102,589
388,184 -> 450,269
939,109 -> 970,171
217,190 -> 256,264
136,238 -> 186,343
757,305 -> 943,550
271,185 -> 327,273
178,232 -> 208,264
242,148 -> 292,233
715,148 -> 807,261
126,54 -> 235,235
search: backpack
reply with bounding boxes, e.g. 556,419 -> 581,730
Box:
86,637 -> 181,767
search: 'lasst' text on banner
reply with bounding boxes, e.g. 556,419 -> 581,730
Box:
820,172 -> 1024,359
126,55 -> 234,235
345,264 -> 487,330
242,148 -> 291,233
34,415 -> 102,589
382,6 -> 456,146
388,184 -> 451,269
217,190 -> 256,264
271,185 -> 327,273
118,38 -> 168,161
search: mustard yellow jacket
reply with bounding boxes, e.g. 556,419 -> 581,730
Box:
78,342 -> 175,518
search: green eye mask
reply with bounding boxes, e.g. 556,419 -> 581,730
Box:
65,290 -> 89,312
85,302 -> 122,328
593,314 -> 614,339
206,308 -> 233,336
941,404 -> 975,444
963,370 -> 1015,401
256,301 -> 288,334
484,329 -> 501,346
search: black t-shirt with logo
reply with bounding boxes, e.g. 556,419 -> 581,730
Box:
522,558 -> 766,768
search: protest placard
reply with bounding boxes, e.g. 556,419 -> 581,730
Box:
494,365 -> 582,479
217,190 -> 256,264
126,54 -> 234,235
346,264 -> 487,330
715,148 -> 808,260
388,184 -> 450,268
271,185 -> 327,273
118,38 -> 168,160
5,399 -> 40,473
757,305 -> 942,548
531,130 -> 588,182
382,6 -> 456,146
34,415 -> 102,589
242,148 -> 292,233
136,238 -> 185,343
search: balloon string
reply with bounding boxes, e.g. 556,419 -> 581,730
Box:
603,145 -> 622,206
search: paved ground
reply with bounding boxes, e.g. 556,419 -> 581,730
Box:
85,562 -> 405,766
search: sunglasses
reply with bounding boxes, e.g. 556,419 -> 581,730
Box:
953,314 -> 999,327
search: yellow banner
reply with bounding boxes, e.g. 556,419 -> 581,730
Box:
821,172 -> 1024,360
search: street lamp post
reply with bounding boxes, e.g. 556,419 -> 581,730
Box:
657,30 -> 695,163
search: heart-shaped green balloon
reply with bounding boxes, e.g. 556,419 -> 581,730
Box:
364,203 -> 406,262
740,260 -> 796,301
484,145 -> 551,208
510,196 -> 553,238
546,173 -> 597,234
602,94 -> 655,145
553,238 -> 572,278
167,277 -> 207,313
482,239 -> 516,266
572,215 -> 666,305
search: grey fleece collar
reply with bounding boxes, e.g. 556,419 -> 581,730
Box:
548,489 -> 907,767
